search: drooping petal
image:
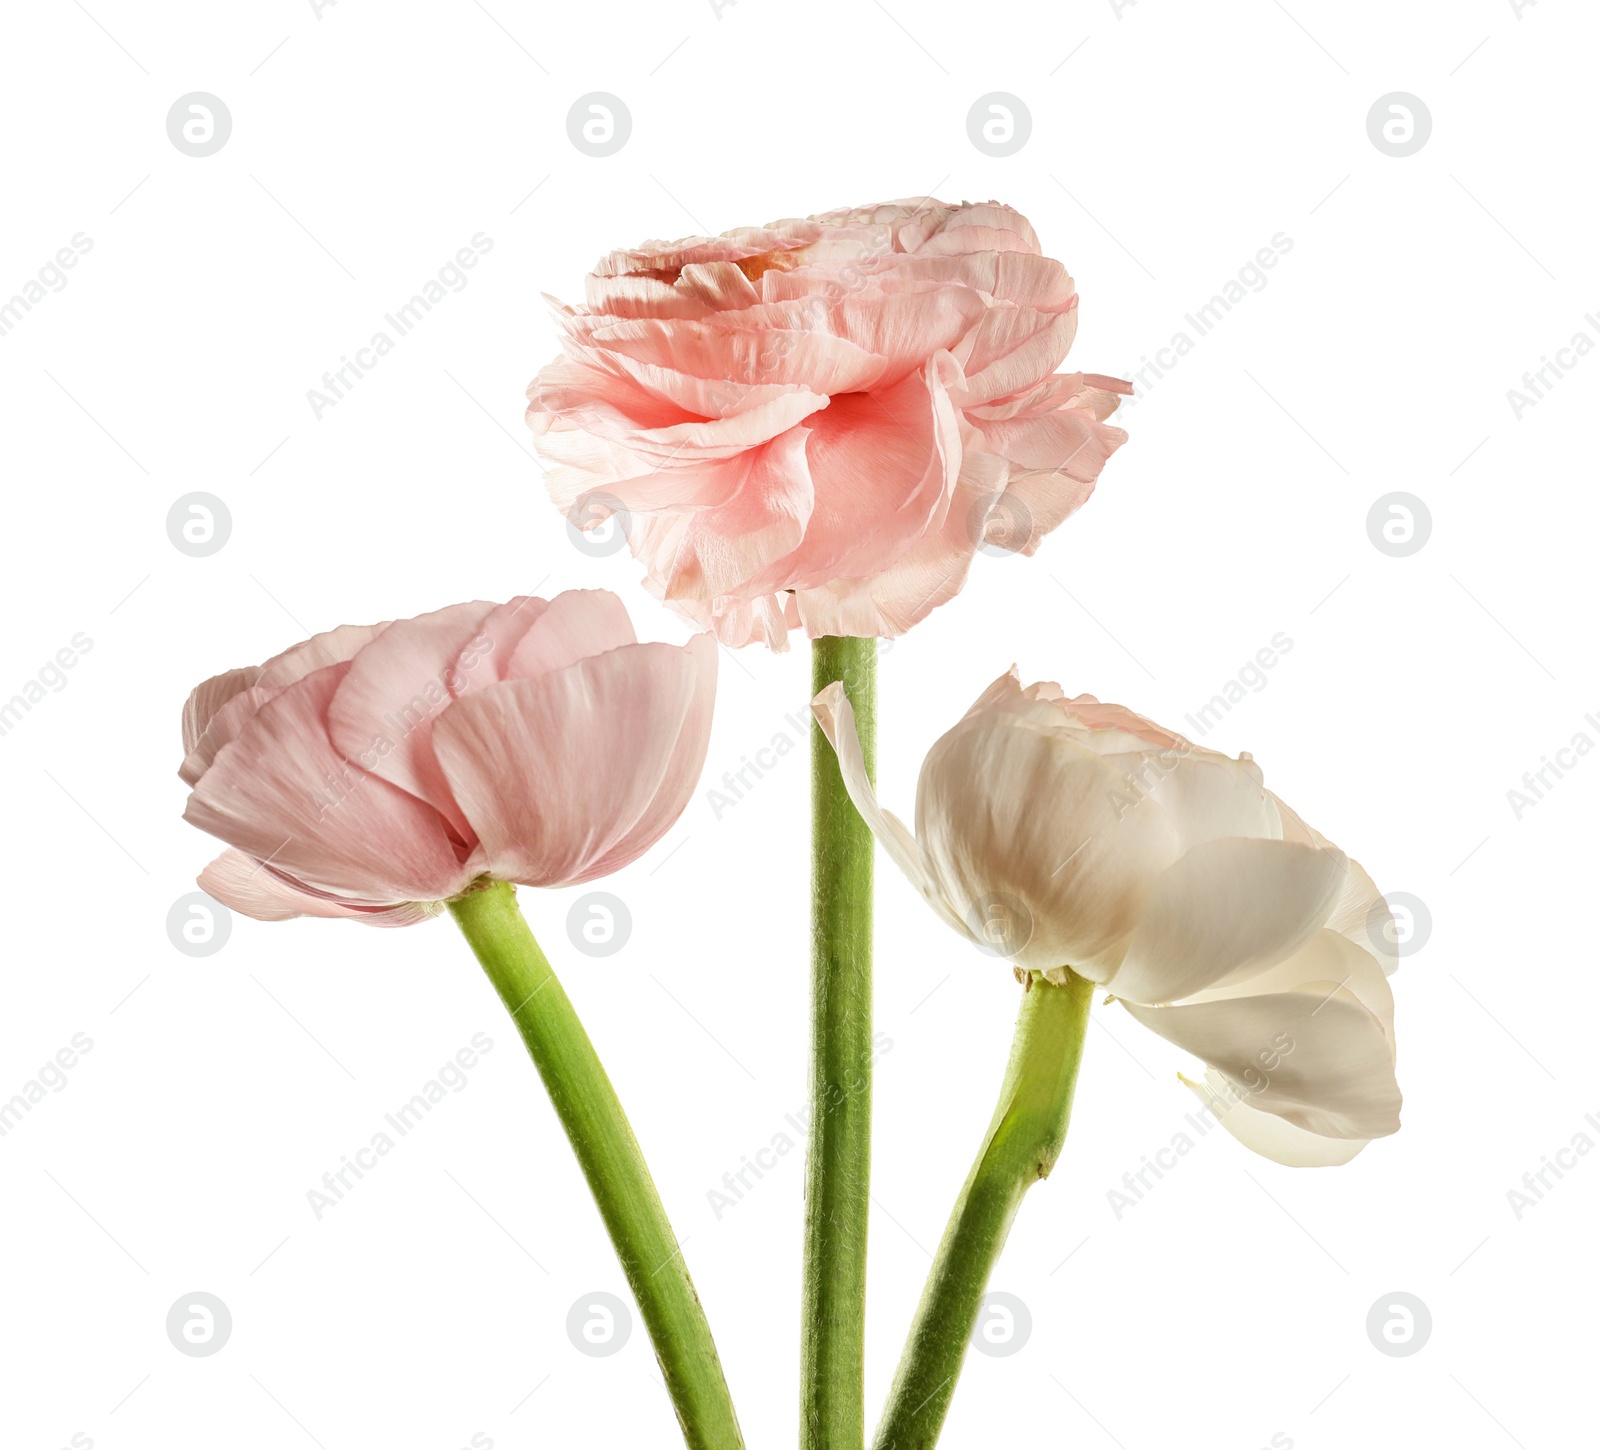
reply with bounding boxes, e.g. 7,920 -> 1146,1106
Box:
431,638 -> 714,887
1123,985 -> 1401,1140
811,681 -> 968,936
1108,838 -> 1348,1005
198,849 -> 438,927
184,663 -> 471,903
1181,1070 -> 1370,1167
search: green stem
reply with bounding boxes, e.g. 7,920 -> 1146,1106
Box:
803,634 -> 878,1450
872,971 -> 1094,1450
448,881 -> 744,1450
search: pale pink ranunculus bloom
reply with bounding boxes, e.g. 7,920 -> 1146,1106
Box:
180,590 -> 716,925
813,669 -> 1401,1167
527,199 -> 1131,649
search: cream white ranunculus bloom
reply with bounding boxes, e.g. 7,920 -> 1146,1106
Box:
813,668 -> 1401,1167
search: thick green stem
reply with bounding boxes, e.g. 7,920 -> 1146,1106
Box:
803,634 -> 877,1450
872,971 -> 1094,1450
448,882 -> 743,1450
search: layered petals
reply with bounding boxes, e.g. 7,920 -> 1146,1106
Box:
813,668 -> 1402,1166
1108,838 -> 1347,1005
432,636 -> 716,886
528,198 -> 1128,648
184,662 -> 473,903
180,591 -> 716,927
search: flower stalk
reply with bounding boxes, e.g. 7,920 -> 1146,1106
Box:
872,970 -> 1094,1449
803,635 -> 878,1450
448,881 -> 744,1450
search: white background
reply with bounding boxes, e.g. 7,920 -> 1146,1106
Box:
1,1 -> 1594,1447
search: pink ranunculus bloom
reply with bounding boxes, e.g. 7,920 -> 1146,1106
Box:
526,198 -> 1131,649
179,590 -> 716,925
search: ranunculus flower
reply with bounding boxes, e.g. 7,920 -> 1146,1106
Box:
813,669 -> 1401,1166
180,589 -> 715,924
526,198 -> 1130,649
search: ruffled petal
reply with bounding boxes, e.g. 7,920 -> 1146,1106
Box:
950,304 -> 1078,408
965,395 -> 1128,556
626,429 -> 815,606
575,310 -> 888,396
791,429 -> 1006,639
748,355 -> 962,595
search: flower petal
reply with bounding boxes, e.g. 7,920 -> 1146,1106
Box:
502,588 -> 637,681
180,685 -> 278,787
950,305 -> 1078,408
1123,984 -> 1401,1140
1274,793 -> 1398,975
1181,1070 -> 1370,1167
256,621 -> 391,689
1109,838 -> 1347,1005
326,601 -> 499,834
1183,927 -> 1395,1038
431,638 -> 715,886
627,429 -> 815,606
184,663 -> 471,903
750,355 -> 962,595
792,429 -> 1006,639
966,399 -> 1128,557
1140,752 -> 1282,852
811,681 -> 968,936
198,849 -> 438,927
181,667 -> 262,756
915,679 -> 1182,975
